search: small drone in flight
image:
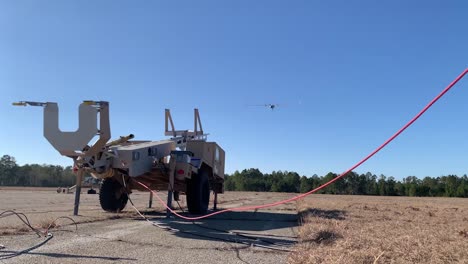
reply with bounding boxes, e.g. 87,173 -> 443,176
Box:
248,104 -> 280,110
265,104 -> 278,110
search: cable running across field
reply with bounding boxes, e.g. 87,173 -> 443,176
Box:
135,68 -> 468,220
128,203 -> 293,252
0,234 -> 53,260
167,183 -> 296,248
125,176 -> 293,251
0,210 -> 78,260
0,210 -> 43,238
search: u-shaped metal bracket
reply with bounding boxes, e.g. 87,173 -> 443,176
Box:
15,101 -> 111,157
45,101 -> 111,157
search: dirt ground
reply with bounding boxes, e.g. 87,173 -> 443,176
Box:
0,187 -> 296,234
0,188 -> 298,264
0,188 -> 467,263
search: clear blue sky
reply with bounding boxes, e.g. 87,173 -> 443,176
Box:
1,1 -> 467,180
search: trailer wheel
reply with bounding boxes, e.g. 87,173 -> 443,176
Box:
186,169 -> 210,214
99,178 -> 128,212
87,189 -> 97,194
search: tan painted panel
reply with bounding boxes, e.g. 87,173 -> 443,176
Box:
186,141 -> 225,179
43,103 -> 99,156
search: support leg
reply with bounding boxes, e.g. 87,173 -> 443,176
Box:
213,192 -> 218,211
166,190 -> 173,218
73,168 -> 84,216
148,192 -> 153,208
167,160 -> 175,218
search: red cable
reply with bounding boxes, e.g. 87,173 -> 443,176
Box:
136,68 -> 468,220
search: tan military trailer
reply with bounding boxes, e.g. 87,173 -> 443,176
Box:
13,101 -> 225,216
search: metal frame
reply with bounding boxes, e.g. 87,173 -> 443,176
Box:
13,101 -> 110,157
14,101 -> 224,217
14,100 -> 111,215
165,109 -> 208,150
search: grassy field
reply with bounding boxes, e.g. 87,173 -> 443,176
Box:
289,195 -> 468,264
1,188 -> 467,263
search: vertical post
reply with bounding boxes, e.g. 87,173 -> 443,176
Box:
167,163 -> 175,218
213,192 -> 218,211
166,190 -> 173,218
148,192 -> 153,208
73,168 -> 84,216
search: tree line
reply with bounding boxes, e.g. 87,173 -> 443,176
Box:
1,154 -> 467,197
0,155 -> 76,187
224,168 -> 468,197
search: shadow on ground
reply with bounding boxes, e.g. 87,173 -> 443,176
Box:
0,251 -> 136,261
301,230 -> 344,245
300,208 -> 346,220
141,210 -> 299,248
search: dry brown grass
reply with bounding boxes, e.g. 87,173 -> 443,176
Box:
0,212 -> 138,237
38,217 -> 58,230
288,195 -> 468,264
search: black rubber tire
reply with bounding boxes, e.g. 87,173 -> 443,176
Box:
87,189 -> 97,194
99,178 -> 128,212
186,169 -> 210,214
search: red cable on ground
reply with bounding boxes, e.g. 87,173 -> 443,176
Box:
135,68 -> 468,220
